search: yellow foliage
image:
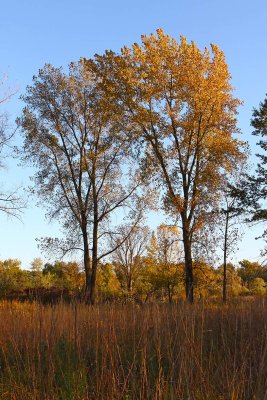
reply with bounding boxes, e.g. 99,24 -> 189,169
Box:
89,29 -> 247,232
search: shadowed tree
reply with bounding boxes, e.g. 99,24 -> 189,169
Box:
249,95 -> 267,252
229,95 -> 267,257
18,61 -> 143,304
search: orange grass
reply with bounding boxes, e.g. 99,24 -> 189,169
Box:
0,299 -> 265,399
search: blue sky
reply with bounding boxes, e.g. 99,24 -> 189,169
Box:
0,0 -> 266,268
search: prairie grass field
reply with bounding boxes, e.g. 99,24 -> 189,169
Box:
0,299 -> 266,399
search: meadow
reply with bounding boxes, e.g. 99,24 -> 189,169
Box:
0,299 -> 265,399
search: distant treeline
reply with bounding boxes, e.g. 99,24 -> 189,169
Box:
0,257 -> 266,304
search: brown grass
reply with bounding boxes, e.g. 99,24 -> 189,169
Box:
0,299 -> 265,399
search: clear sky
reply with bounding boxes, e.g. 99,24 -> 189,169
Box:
0,0 -> 266,268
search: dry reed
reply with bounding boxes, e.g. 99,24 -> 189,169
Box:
0,299 -> 265,399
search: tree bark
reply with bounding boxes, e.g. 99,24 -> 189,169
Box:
90,214 -> 98,305
82,227 -> 91,303
89,174 -> 99,305
223,211 -> 229,303
182,221 -> 194,303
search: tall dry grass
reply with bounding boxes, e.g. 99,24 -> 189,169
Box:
0,299 -> 265,399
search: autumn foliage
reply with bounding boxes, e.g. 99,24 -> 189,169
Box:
89,29 -> 246,302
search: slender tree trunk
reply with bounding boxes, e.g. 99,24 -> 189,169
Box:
182,219 -> 194,303
82,228 -> 91,302
90,217 -> 98,305
89,173 -> 99,305
223,211 -> 229,303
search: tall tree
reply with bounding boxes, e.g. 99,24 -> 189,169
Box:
18,61 -> 142,304
219,182 -> 245,302
249,95 -> 267,249
251,95 -> 267,193
89,29 -> 246,302
233,94 -> 267,257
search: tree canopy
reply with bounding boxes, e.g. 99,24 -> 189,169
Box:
88,29 -> 247,302
18,61 -> 143,303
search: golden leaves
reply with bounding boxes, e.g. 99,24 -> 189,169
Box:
86,29 -> 247,232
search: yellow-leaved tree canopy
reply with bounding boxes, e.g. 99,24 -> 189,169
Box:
87,29 -> 247,302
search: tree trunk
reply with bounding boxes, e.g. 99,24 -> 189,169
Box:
223,211 -> 229,303
182,221 -> 194,303
90,174 -> 99,306
90,218 -> 98,305
82,228 -> 91,303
